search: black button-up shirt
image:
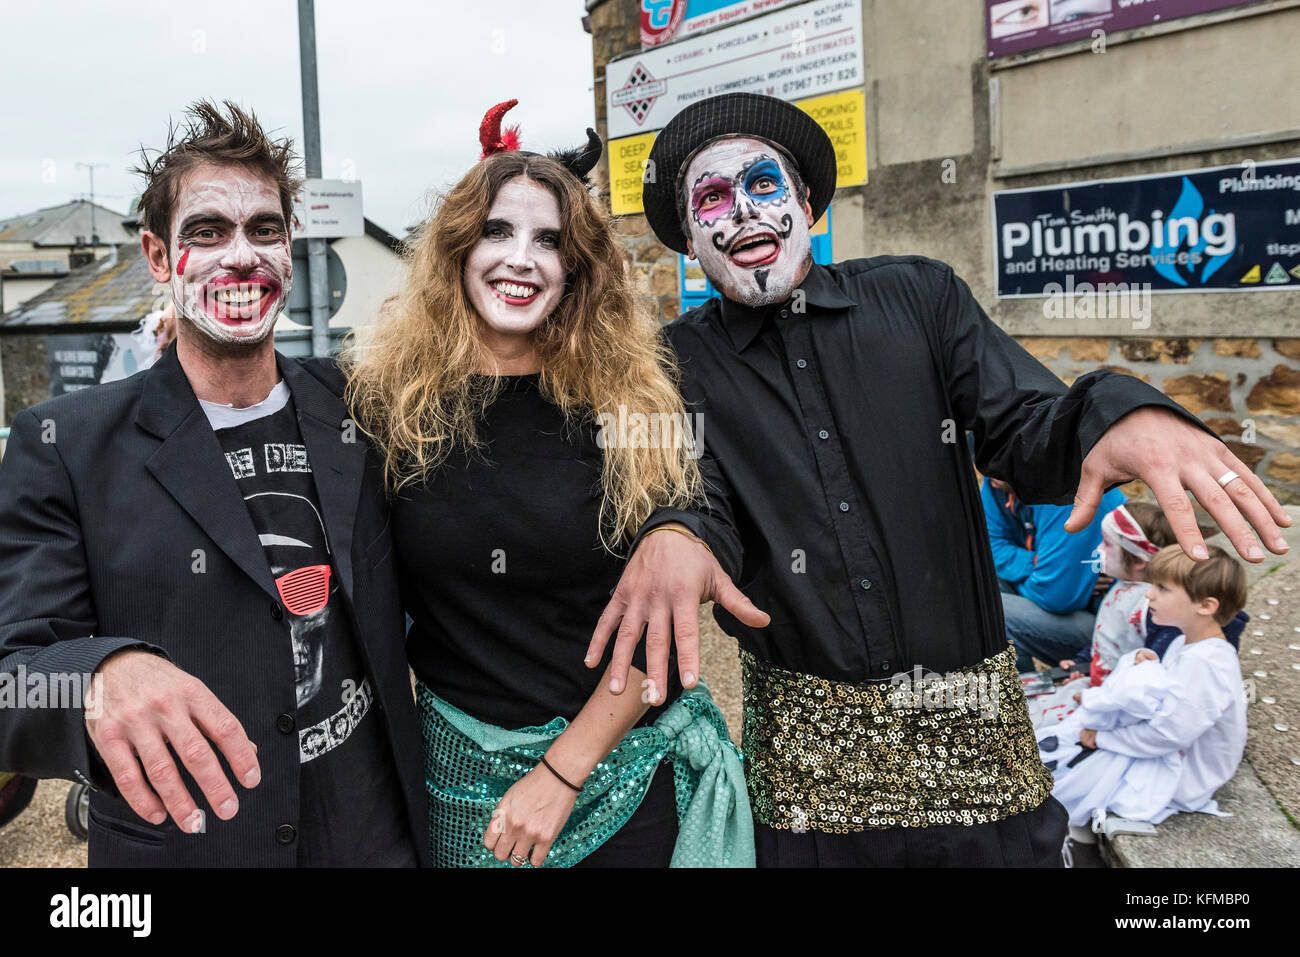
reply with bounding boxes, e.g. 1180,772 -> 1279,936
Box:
643,257 -> 1214,680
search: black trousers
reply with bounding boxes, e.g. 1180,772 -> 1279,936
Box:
754,795 -> 1069,867
574,765 -> 678,868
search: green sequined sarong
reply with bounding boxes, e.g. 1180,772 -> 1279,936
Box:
417,681 -> 754,868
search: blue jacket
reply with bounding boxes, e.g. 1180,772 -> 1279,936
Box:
982,478 -> 1127,615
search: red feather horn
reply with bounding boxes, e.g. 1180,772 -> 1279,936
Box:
479,99 -> 522,159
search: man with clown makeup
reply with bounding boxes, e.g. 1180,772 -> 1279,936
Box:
0,101 -> 426,866
588,92 -> 1291,867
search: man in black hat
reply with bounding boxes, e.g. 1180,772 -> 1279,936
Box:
590,91 -> 1289,866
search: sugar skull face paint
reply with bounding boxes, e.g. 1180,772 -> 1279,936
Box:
166,163 -> 292,347
690,156 -> 789,226
681,136 -> 812,307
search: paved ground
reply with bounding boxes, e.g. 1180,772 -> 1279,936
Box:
1109,758 -> 1298,867
0,779 -> 86,868
1235,559 -> 1300,827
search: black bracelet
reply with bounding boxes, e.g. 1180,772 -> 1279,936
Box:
539,755 -> 583,793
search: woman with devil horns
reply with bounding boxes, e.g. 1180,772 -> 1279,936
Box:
341,101 -> 754,868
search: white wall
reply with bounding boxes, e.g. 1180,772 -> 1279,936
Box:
1,274 -> 61,311
273,231 -> 407,339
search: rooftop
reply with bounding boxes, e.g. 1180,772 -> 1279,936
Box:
0,242 -> 162,331
0,199 -> 134,248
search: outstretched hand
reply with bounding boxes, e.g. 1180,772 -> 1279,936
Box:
1065,406 -> 1291,563
586,523 -> 769,698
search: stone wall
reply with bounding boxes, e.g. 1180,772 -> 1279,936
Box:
0,334 -> 50,426
1024,336 -> 1300,503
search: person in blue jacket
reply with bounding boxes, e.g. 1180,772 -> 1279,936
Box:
982,476 -> 1127,672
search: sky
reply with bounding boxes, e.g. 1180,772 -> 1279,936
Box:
0,0 -> 595,236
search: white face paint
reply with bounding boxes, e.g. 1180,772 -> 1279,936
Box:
681,137 -> 812,307
167,164 -> 292,347
1099,533 -> 1131,579
464,177 -> 566,348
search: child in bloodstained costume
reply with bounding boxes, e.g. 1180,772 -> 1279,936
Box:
1083,504 -> 1172,683
1031,503 -> 1173,728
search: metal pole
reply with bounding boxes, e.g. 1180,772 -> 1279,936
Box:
76,161 -> 107,247
298,0 -> 331,357
88,167 -> 97,244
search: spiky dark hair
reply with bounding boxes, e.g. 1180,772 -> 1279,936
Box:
132,99 -> 303,246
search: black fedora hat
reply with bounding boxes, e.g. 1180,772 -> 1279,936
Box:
642,92 -> 837,254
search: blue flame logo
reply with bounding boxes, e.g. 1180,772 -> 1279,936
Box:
1149,177 -> 1234,286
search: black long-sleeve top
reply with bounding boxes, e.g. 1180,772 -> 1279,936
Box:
640,257 -> 1217,680
395,374 -> 677,730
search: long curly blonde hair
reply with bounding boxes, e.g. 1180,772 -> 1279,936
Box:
342,150 -> 703,551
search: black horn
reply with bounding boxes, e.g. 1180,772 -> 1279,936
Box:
550,128 -> 603,185
568,128 -> 603,178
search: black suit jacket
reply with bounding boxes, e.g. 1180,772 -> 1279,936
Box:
0,347 -> 429,866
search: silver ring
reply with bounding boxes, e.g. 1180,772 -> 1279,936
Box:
510,853 -> 527,865
1217,469 -> 1240,487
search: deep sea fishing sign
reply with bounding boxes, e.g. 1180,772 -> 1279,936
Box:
993,159 -> 1300,297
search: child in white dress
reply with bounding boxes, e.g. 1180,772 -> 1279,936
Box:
1038,544 -> 1248,829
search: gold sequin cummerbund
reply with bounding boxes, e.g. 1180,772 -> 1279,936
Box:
739,643 -> 1054,833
